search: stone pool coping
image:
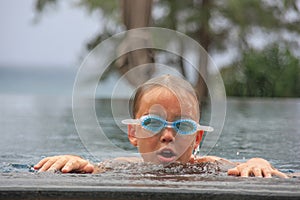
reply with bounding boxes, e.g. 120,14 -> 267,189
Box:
1,173 -> 300,200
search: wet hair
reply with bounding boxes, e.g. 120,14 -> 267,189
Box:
130,74 -> 200,119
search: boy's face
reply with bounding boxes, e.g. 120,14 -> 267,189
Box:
128,87 -> 203,164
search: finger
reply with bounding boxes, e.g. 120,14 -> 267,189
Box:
61,160 -> 77,173
76,160 -> 94,173
252,167 -> 263,177
227,167 -> 240,176
272,169 -> 289,178
47,158 -> 68,172
61,159 -> 87,173
262,168 -> 272,178
38,159 -> 57,172
241,167 -> 251,177
34,157 -> 50,169
83,163 -> 95,173
61,159 -> 93,173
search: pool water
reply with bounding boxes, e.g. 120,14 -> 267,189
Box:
0,95 -> 299,174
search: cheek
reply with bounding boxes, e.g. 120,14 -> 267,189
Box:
176,135 -> 195,145
137,137 -> 159,154
136,127 -> 159,152
179,148 -> 194,163
135,126 -> 154,139
174,135 -> 195,152
176,136 -> 195,163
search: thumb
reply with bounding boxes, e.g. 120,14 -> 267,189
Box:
228,167 -> 240,176
82,163 -> 95,173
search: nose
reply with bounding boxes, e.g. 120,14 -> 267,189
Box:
160,128 -> 176,143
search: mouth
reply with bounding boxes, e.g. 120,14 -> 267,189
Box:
157,148 -> 177,163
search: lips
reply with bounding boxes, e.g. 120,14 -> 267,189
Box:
157,148 -> 177,163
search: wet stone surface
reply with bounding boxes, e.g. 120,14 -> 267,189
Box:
1,162 -> 300,200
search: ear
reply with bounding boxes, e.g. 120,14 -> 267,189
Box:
128,124 -> 138,147
194,130 -> 204,150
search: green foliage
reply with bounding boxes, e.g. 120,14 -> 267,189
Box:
34,0 -> 300,53
221,45 -> 300,97
154,0 -> 300,51
35,0 -> 57,13
76,0 -> 118,14
33,0 -> 300,96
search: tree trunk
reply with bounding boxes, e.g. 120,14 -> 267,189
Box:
195,0 -> 211,102
116,0 -> 154,87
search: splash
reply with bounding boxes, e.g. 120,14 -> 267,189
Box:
98,160 -> 228,176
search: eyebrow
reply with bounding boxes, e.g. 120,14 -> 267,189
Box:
173,115 -> 195,121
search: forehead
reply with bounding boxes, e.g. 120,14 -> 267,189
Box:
136,87 -> 199,120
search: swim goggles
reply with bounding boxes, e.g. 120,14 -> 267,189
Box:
122,115 -> 214,135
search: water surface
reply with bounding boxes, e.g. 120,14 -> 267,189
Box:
0,95 -> 299,174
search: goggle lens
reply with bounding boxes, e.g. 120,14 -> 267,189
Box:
141,116 -> 197,135
141,116 -> 165,133
173,120 -> 197,135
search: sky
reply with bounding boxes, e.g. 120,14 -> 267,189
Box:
0,0 -> 235,97
0,0 -> 235,69
0,0 -> 234,96
0,0 -> 100,68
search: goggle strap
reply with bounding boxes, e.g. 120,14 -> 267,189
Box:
121,119 -> 140,125
197,125 -> 214,132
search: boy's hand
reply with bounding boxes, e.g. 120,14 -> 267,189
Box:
227,158 -> 288,178
34,155 -> 95,173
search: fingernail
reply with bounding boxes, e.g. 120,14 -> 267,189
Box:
62,167 -> 68,173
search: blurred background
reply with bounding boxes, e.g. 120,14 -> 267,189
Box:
0,0 -> 300,171
1,0 -> 299,97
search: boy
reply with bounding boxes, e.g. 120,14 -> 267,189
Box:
34,75 -> 288,178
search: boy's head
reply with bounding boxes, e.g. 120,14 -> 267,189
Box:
127,75 -> 204,164
131,75 -> 200,120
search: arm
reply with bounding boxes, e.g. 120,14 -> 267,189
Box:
34,155 -> 142,173
34,155 -> 101,173
192,156 -> 288,178
227,157 -> 288,178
